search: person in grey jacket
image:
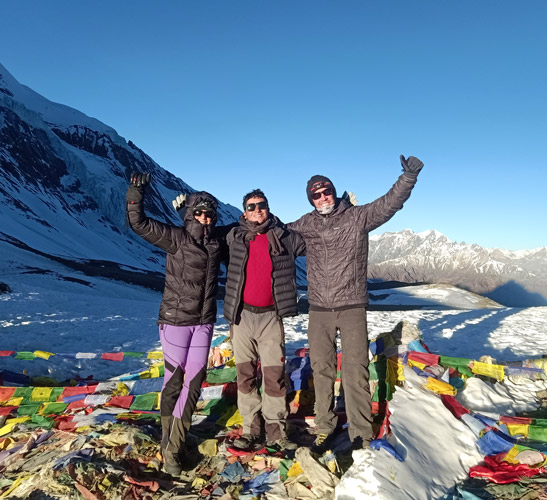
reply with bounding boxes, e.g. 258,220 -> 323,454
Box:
289,155 -> 424,453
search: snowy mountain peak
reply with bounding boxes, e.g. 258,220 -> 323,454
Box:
0,62 -> 241,275
369,229 -> 547,307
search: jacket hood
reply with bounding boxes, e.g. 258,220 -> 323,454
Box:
184,191 -> 218,227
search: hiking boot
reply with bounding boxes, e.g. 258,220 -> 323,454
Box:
232,434 -> 264,452
310,432 -> 336,454
267,436 -> 298,452
161,449 -> 183,476
233,434 -> 264,451
351,436 -> 371,451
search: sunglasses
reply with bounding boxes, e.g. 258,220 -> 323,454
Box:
193,209 -> 215,218
311,187 -> 334,200
245,201 -> 268,212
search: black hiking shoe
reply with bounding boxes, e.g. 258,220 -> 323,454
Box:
266,436 -> 298,452
232,434 -> 264,452
161,449 -> 183,476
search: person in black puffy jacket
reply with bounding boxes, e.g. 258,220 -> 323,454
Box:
126,172 -> 223,476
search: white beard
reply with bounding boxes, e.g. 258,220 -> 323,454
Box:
316,204 -> 335,215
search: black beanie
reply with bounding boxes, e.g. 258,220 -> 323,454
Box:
306,175 -> 336,205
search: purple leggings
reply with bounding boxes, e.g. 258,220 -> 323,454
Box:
159,323 -> 213,420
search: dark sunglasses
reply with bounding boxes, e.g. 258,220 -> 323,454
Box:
311,187 -> 334,200
245,201 -> 268,212
193,209 -> 215,217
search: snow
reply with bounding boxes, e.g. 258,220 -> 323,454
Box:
2,242 -> 547,498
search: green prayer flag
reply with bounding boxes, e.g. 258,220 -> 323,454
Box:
130,393 -> 157,411
369,359 -> 387,381
42,402 -> 68,415
15,351 -> 35,360
206,366 -> 237,384
13,387 -> 34,399
439,356 -> 474,377
30,414 -> 54,429
528,425 -> 547,442
17,404 -> 42,416
279,459 -> 293,482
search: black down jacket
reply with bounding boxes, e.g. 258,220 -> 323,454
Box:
127,191 -> 222,326
224,216 -> 306,324
289,172 -> 419,310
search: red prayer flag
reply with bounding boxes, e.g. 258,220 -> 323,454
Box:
441,395 -> 470,419
101,352 -> 124,361
408,351 -> 440,366
0,406 -> 17,416
107,396 -> 133,409
0,387 -> 16,401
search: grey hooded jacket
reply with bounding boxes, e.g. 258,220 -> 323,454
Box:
289,172 -> 419,310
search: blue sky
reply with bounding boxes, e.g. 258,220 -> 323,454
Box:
1,0 -> 546,250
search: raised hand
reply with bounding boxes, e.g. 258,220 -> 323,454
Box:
341,191 -> 358,206
400,155 -> 424,175
129,171 -> 151,187
127,171 -> 151,204
172,194 -> 187,211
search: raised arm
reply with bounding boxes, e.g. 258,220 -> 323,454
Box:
358,155 -> 424,232
126,172 -> 183,254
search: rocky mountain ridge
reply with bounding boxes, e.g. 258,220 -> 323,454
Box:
369,229 -> 547,307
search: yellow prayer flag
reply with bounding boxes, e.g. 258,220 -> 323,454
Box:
387,357 -> 400,386
149,365 -> 161,379
147,351 -> 163,359
34,350 -> 54,360
198,438 -> 218,457
0,416 -> 31,437
0,474 -> 30,498
425,377 -> 457,396
505,423 -> 529,438
472,361 -> 505,381
287,462 -> 304,478
408,359 -> 427,371
4,397 -> 23,407
31,387 -> 53,402
113,383 -> 130,396
225,409 -> 243,427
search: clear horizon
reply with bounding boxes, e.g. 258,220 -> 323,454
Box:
1,0 -> 546,250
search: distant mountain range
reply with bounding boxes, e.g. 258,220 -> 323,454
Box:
369,230 -> 547,307
1,62 -> 544,307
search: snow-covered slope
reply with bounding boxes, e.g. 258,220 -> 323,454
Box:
0,62 -> 241,275
369,229 -> 547,307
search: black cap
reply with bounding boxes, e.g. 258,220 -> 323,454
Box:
306,175 -> 336,205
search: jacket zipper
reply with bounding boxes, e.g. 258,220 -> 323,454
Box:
200,248 -> 209,325
322,217 -> 330,306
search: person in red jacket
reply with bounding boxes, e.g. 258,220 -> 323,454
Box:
223,189 -> 306,453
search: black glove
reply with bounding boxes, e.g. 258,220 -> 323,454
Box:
400,155 -> 424,175
126,171 -> 151,204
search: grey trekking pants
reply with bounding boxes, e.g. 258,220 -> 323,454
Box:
308,307 -> 373,442
231,308 -> 287,442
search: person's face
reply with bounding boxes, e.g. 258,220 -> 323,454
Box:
312,187 -> 335,210
243,197 -> 269,224
193,208 -> 214,225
